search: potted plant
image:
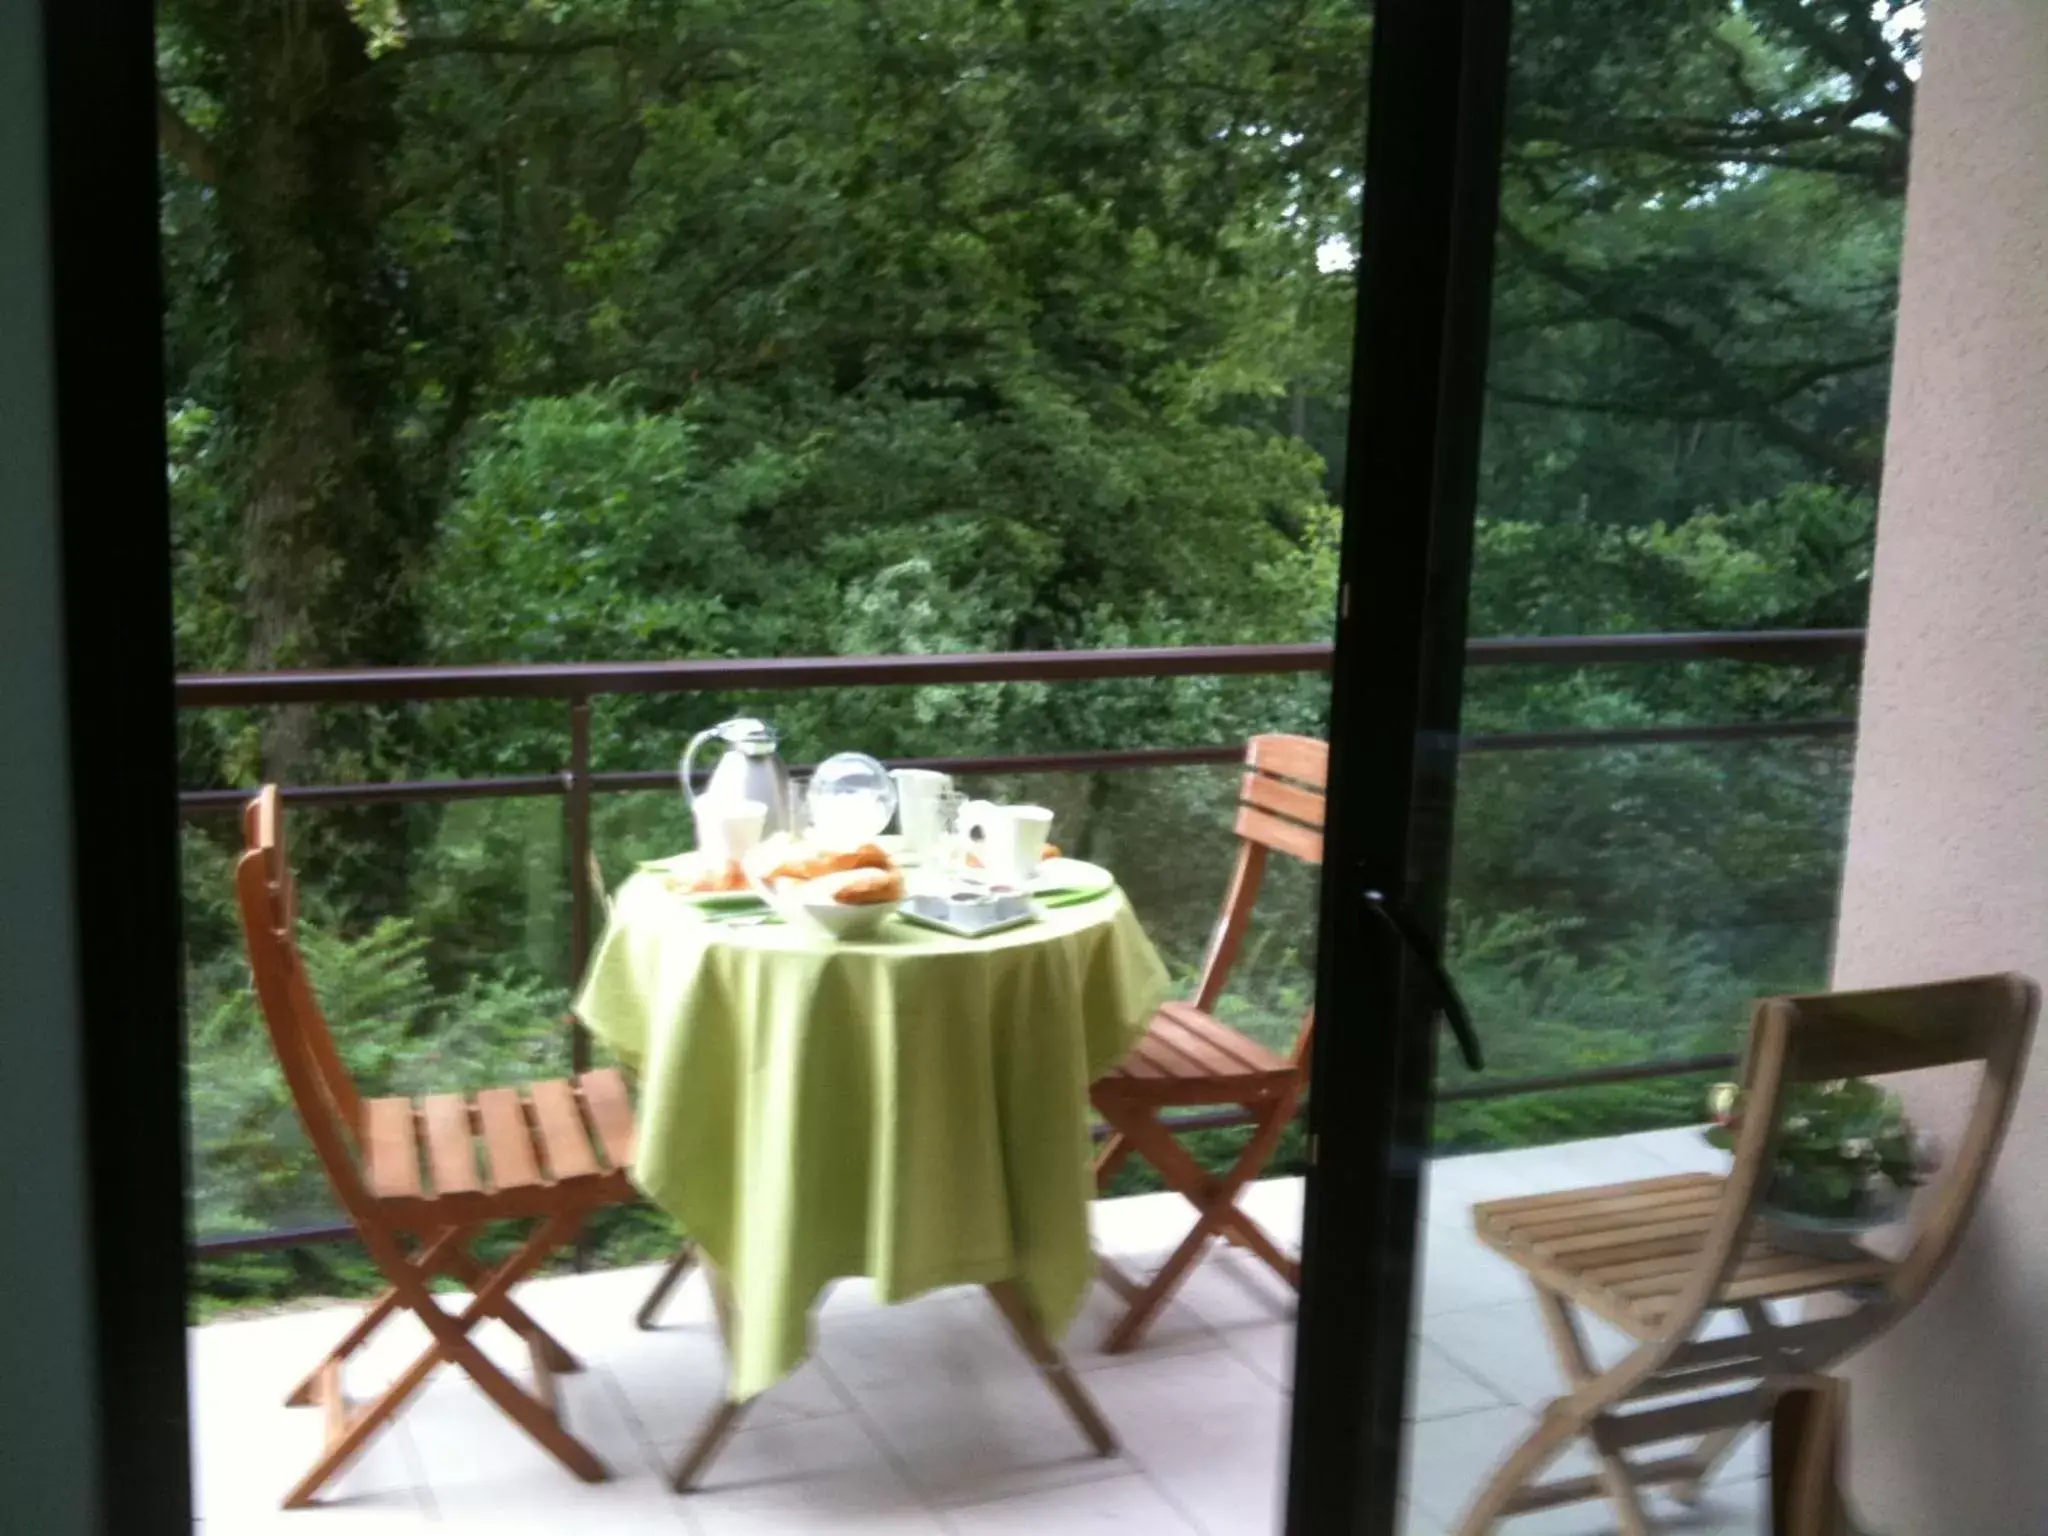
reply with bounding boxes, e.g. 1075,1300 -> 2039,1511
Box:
1705,1078 -> 1935,1257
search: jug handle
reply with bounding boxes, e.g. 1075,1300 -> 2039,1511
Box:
679,726 -> 721,805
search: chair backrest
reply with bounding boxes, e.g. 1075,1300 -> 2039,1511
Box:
1191,735 -> 1327,1062
1680,973 -> 2038,1325
235,786 -> 379,1224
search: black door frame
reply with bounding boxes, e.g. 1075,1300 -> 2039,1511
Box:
38,0 -> 194,1532
1286,1 -> 1511,1532
41,0 -> 1511,1531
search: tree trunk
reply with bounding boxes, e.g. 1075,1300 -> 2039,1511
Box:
193,0 -> 420,910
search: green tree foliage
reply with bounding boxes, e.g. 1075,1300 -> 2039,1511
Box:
159,1 -> 1909,1303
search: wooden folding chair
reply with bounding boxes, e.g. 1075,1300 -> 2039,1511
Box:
1454,973 -> 2038,1535
235,786 -> 642,1507
1090,732 -> 1324,1353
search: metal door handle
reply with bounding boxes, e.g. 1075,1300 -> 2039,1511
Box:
1362,889 -> 1484,1072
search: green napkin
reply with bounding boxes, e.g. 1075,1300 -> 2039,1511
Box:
1037,878 -> 1117,908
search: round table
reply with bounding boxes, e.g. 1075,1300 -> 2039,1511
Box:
573,871 -> 1170,1399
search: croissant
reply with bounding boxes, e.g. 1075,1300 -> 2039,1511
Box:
832,869 -> 906,906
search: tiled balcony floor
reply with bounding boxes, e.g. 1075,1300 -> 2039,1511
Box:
191,1128 -> 1760,1535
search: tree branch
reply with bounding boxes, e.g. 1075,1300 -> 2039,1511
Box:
1486,386 -> 1689,422
1498,219 -> 1883,489
157,90 -> 217,185
374,32 -> 646,67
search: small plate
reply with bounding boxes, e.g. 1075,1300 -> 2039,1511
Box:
899,892 -> 1038,938
1029,856 -> 1114,900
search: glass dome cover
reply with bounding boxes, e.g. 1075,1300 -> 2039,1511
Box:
806,751 -> 898,843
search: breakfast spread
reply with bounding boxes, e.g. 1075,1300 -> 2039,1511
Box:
655,729 -> 1087,940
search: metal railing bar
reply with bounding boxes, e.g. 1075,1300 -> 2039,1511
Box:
177,774 -> 570,814
176,718 -> 1857,817
172,629 -> 1865,709
174,642 -> 1333,707
192,1222 -> 357,1257
1461,717 -> 1856,753
1435,1052 -> 1739,1103
1466,629 -> 1863,667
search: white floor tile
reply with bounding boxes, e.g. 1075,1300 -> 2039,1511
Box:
848,1359 -> 1135,1508
428,1468 -> 696,1535
1422,1296 -> 1568,1409
1086,1348 -> 1289,1536
1236,1177 -> 1305,1250
523,1255 -> 717,1337
608,1315 -> 846,1451
949,1471 -> 1202,1534
1416,1224 -> 1535,1316
1091,1189 -> 1199,1258
1402,1402 -> 1597,1529
685,1413 -> 947,1533
188,1375 -> 424,1519
816,1287 -> 1025,1396
1217,1319 -> 1296,1392
1612,1126 -> 1733,1178
202,1503 -> 440,1536
1068,1271 -> 1230,1367
1489,1486 -> 1760,1535
1170,1245 -> 1298,1331
408,1359 -> 656,1495
1407,1338 -> 1509,1421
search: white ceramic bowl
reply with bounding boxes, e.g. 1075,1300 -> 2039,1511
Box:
788,894 -> 899,941
752,866 -> 900,941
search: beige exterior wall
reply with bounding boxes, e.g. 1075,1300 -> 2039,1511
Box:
1830,4 -> 2048,1531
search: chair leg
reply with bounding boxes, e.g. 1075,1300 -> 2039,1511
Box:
283,1227 -> 468,1407
1093,1133 -> 1132,1189
1452,1398 -> 1601,1536
1671,1424 -> 1748,1507
435,1237 -> 583,1373
636,1241 -> 699,1331
1532,1289 -> 1653,1536
1093,1093 -> 1299,1353
984,1280 -> 1117,1456
1454,1286 -> 1654,1535
1103,1207 -> 1224,1354
283,1213 -> 607,1509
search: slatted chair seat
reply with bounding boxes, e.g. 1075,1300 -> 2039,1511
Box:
1475,1173 -> 1893,1337
359,1070 -> 638,1228
1090,734 -> 1324,1353
1097,1002 -> 1293,1106
1454,974 -> 2038,1536
235,785 -> 644,1508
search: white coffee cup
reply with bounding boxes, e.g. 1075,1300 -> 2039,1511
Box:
959,801 -> 1054,884
693,797 -> 768,864
891,768 -> 955,856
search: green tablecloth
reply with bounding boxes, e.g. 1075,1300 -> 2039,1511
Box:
573,874 -> 1170,1398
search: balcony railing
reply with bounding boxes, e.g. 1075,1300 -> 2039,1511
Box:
178,629 -> 1862,1256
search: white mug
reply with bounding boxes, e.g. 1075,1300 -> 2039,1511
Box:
693,796 -> 767,864
891,768 -> 955,856
959,801 -> 1054,884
